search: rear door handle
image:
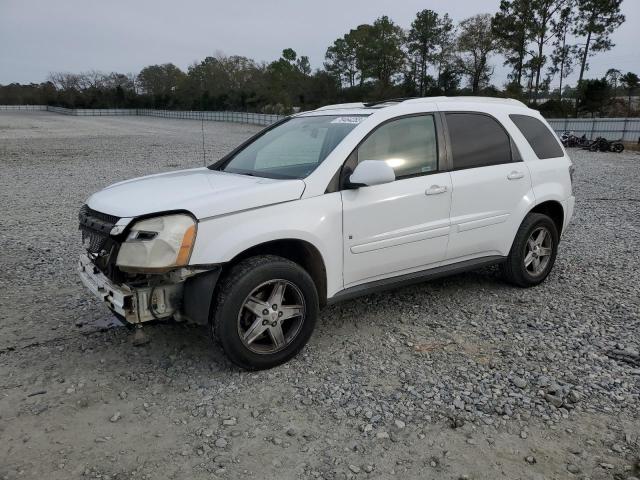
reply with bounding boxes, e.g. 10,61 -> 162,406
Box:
507,171 -> 524,180
426,185 -> 447,195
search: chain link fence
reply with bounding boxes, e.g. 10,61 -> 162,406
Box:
46,106 -> 137,116
2,105 -> 640,139
546,118 -> 640,142
0,105 -> 48,111
137,109 -> 283,126
0,105 -> 283,126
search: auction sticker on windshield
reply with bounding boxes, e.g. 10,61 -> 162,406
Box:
330,116 -> 366,124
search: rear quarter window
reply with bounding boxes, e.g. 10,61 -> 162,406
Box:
510,114 -> 564,159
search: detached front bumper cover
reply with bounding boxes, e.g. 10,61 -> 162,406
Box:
78,254 -> 181,324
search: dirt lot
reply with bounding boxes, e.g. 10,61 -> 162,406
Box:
0,111 -> 639,480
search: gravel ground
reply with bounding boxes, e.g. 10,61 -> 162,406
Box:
0,111 -> 639,480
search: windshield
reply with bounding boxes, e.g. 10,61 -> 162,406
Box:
216,115 -> 366,179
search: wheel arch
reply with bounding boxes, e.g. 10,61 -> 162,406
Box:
223,238 -> 328,307
528,200 -> 564,236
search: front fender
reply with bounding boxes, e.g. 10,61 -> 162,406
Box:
189,194 -> 344,297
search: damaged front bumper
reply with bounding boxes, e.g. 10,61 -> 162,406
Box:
77,254 -> 219,325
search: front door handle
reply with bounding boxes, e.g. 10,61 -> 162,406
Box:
507,171 -> 525,180
426,185 -> 447,195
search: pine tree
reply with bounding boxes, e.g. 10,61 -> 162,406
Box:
457,14 -> 497,93
492,0 -> 534,88
407,9 -> 440,96
573,0 -> 625,84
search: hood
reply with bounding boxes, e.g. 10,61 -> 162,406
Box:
86,168 -> 306,219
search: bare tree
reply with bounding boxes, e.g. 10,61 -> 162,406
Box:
47,72 -> 83,91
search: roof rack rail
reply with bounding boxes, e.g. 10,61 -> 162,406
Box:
314,102 -> 366,111
404,96 -> 528,108
312,95 -> 529,113
362,97 -> 417,107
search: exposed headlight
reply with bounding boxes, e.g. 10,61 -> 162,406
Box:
116,214 -> 197,272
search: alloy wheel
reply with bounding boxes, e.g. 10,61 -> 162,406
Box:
523,226 -> 553,276
237,279 -> 306,354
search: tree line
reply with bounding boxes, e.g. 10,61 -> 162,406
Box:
1,0 -> 637,118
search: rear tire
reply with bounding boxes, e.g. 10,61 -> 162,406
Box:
501,213 -> 559,288
210,255 -> 319,370
611,142 -> 624,153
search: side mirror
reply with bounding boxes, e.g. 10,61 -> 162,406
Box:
347,160 -> 396,188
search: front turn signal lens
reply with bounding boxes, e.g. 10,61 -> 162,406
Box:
175,224 -> 197,267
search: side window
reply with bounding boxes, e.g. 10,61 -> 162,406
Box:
446,113 -> 512,170
357,115 -> 438,178
510,114 -> 564,159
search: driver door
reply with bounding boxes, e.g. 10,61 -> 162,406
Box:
341,114 -> 452,286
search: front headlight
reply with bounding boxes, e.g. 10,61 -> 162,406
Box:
116,214 -> 197,272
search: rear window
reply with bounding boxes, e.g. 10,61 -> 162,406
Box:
446,113 -> 512,170
510,114 -> 564,159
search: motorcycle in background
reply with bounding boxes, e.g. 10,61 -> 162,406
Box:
561,131 -> 589,148
585,137 -> 625,153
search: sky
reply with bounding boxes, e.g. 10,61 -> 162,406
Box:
1,0 -> 638,88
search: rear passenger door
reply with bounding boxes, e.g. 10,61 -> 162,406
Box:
444,112 -> 532,261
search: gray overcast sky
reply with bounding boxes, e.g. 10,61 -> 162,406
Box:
0,0 -> 638,87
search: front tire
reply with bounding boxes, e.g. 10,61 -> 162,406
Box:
501,213 -> 559,288
210,255 -> 319,370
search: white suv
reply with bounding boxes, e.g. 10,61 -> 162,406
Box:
78,97 -> 575,369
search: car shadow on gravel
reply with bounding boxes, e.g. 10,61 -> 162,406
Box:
317,266 -> 506,318
102,265 -> 508,371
